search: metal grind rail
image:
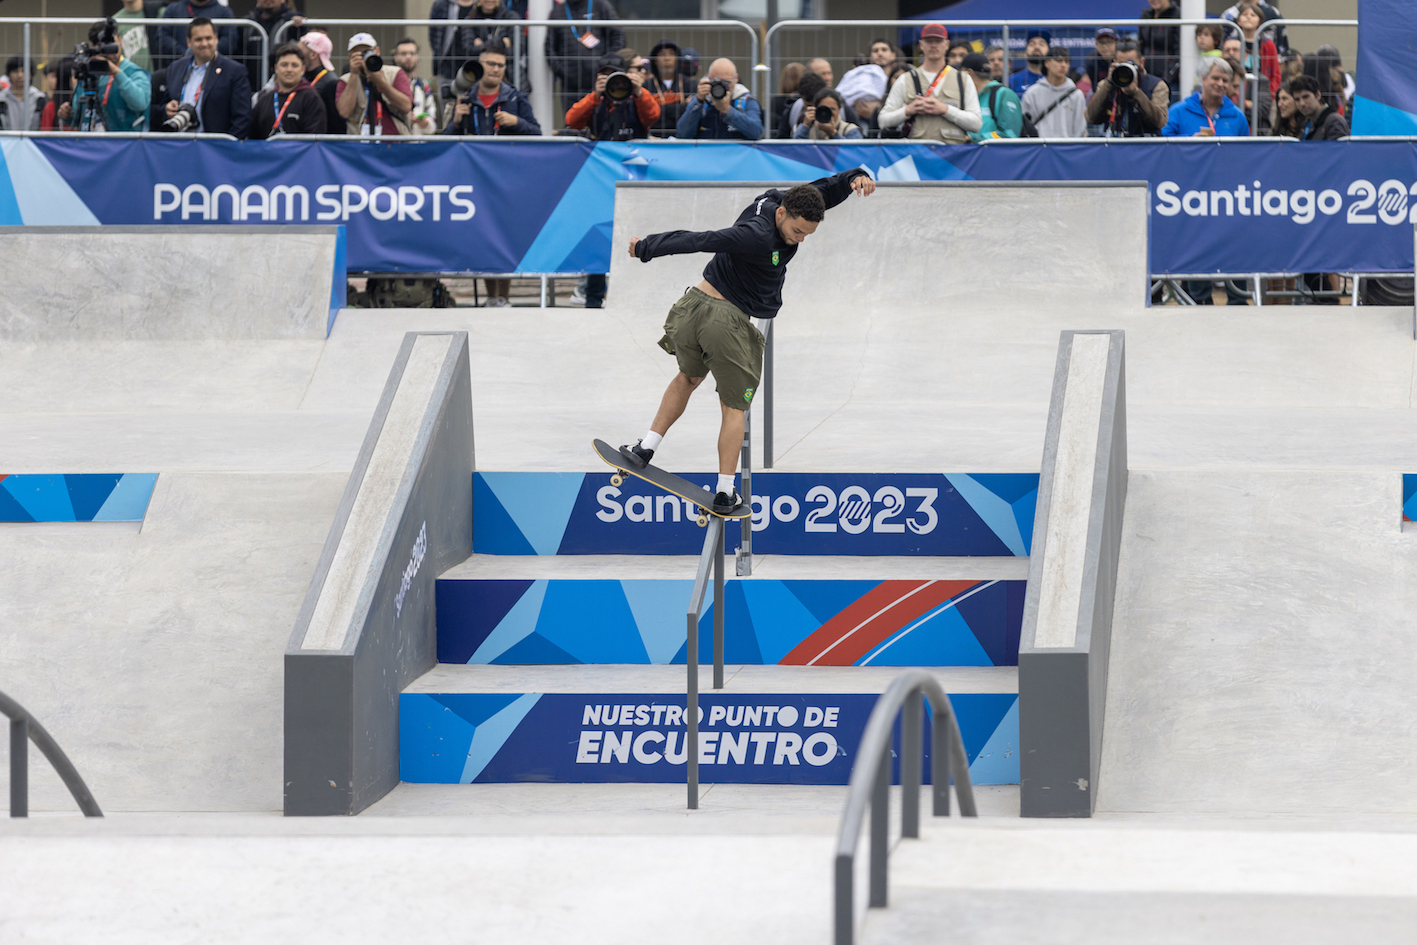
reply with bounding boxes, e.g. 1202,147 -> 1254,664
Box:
833,670 -> 976,945
685,511 -> 726,810
1,687 -> 102,818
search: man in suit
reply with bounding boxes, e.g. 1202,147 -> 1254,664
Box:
163,17 -> 252,137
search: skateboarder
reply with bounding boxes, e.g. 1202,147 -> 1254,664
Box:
619,168 -> 876,513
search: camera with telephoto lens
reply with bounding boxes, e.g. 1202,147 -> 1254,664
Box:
451,59 -> 484,97
709,77 -> 732,100
361,52 -> 383,74
162,102 -> 199,132
814,105 -> 835,124
1111,60 -> 1139,88
604,71 -> 633,101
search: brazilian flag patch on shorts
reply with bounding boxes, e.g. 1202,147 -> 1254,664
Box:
744,387 -> 755,402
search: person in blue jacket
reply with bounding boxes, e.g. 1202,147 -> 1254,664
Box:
675,57 -> 762,140
1161,58 -> 1250,137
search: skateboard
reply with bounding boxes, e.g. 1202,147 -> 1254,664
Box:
592,438 -> 751,527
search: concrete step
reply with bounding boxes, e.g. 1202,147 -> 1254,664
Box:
435,558 -> 1026,667
400,664 -> 1018,787
473,470 -> 1037,556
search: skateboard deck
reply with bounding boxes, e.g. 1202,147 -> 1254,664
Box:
592,438 -> 751,525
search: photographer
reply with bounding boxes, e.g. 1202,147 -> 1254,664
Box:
59,19 -> 151,132
675,57 -> 761,140
442,46 -> 539,136
565,54 -> 659,139
336,33 -> 413,137
1085,40 -> 1169,137
249,43 -> 325,138
1,57 -> 44,131
163,18 -> 251,136
792,88 -> 861,139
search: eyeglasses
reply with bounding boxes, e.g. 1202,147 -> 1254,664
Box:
628,64 -> 648,71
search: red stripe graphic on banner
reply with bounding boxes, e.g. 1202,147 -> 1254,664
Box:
780,579 -> 981,666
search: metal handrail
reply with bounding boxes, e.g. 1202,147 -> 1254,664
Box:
1253,19 -> 1357,135
0,17 -> 272,88
834,670 -> 975,945
1,688 -> 102,818
685,513 -> 725,810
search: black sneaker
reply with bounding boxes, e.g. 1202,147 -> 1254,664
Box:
712,489 -> 744,515
619,441 -> 654,469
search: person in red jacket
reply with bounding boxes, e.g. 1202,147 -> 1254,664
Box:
1231,2 -> 1280,100
564,52 -> 659,140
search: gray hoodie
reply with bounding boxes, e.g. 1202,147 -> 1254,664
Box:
0,83 -> 45,132
1020,76 -> 1086,139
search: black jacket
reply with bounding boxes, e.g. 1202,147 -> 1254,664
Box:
544,0 -> 624,94
165,53 -> 253,138
633,169 -> 869,320
430,0 -> 518,81
1301,104 -> 1349,141
441,81 -> 541,135
236,4 -> 302,70
249,81 -> 326,138
304,67 -> 343,135
1138,3 -> 1180,90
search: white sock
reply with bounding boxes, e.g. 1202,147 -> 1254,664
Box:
641,431 -> 663,451
717,473 -> 736,496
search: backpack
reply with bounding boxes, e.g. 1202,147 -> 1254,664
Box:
880,65 -> 966,140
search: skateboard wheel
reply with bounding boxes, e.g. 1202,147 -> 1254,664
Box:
696,514 -> 708,527
610,474 -> 623,487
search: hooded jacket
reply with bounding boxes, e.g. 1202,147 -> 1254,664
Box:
441,80 -> 541,135
675,83 -> 762,140
1020,75 -> 1087,138
1160,90 -> 1250,137
249,78 -> 327,138
0,82 -> 44,131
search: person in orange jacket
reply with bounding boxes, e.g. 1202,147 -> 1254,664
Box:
564,52 -> 659,140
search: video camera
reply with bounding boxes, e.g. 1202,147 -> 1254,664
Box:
72,18 -> 119,85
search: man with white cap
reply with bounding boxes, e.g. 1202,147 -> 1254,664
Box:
336,32 -> 414,136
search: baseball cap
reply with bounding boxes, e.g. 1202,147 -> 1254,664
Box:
1026,28 -> 1052,43
920,23 -> 948,40
299,31 -> 335,72
1095,27 -> 1118,40
347,32 -> 377,52
960,52 -> 990,75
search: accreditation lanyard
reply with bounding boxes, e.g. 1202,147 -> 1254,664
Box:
1203,106 -> 1217,136
471,103 -> 501,135
272,89 -> 296,131
565,0 -> 591,39
922,66 -> 948,98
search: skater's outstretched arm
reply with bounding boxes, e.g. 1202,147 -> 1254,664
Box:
629,217 -> 773,263
806,168 -> 875,211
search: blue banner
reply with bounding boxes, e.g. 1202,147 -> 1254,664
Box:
4,136 -> 1416,275
1353,0 -> 1417,136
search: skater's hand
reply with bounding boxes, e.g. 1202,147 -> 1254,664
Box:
627,236 -> 639,257
851,175 -> 876,197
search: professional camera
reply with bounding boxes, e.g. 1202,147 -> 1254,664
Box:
1111,60 -> 1139,88
603,71 -> 633,101
71,42 -> 118,81
813,104 -> 835,124
451,58 -> 484,97
162,102 -> 199,133
709,76 -> 732,100
361,52 -> 384,74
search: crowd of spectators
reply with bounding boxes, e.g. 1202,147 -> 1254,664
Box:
0,0 -> 1355,144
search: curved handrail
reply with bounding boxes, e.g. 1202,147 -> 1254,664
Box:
834,670 -> 975,945
0,689 -> 103,818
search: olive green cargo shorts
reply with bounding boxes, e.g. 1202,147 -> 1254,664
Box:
658,287 -> 765,412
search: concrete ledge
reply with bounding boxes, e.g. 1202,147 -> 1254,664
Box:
284,331 -> 473,816
1018,331 -> 1128,818
0,225 -> 344,341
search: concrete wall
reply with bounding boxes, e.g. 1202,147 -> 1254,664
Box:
1017,330 -> 1127,819
285,331 -> 474,816
0,226 -> 340,342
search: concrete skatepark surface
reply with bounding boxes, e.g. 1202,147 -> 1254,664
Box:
4,184 -> 1417,940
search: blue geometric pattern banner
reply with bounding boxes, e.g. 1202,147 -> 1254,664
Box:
400,691 -> 1019,785
474,471 -> 1038,556
8,137 -> 1417,275
437,577 -> 1025,668
0,473 -> 158,522
1404,473 -> 1416,523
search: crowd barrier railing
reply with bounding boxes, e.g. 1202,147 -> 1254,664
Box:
1253,19 -> 1357,134
762,17 -> 1356,140
0,16 -> 271,90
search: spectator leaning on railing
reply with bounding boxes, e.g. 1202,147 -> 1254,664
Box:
1021,48 -> 1086,138
877,23 -> 980,144
961,52 -> 1021,141
1085,39 -> 1168,137
0,57 -> 44,131
675,57 -> 762,140
164,17 -> 251,136
1162,57 -> 1248,137
336,33 -> 414,137
442,46 -> 539,136
158,0 -> 236,64
60,19 -> 152,131
249,42 -> 325,138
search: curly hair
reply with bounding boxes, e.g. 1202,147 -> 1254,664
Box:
781,184 -> 826,222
